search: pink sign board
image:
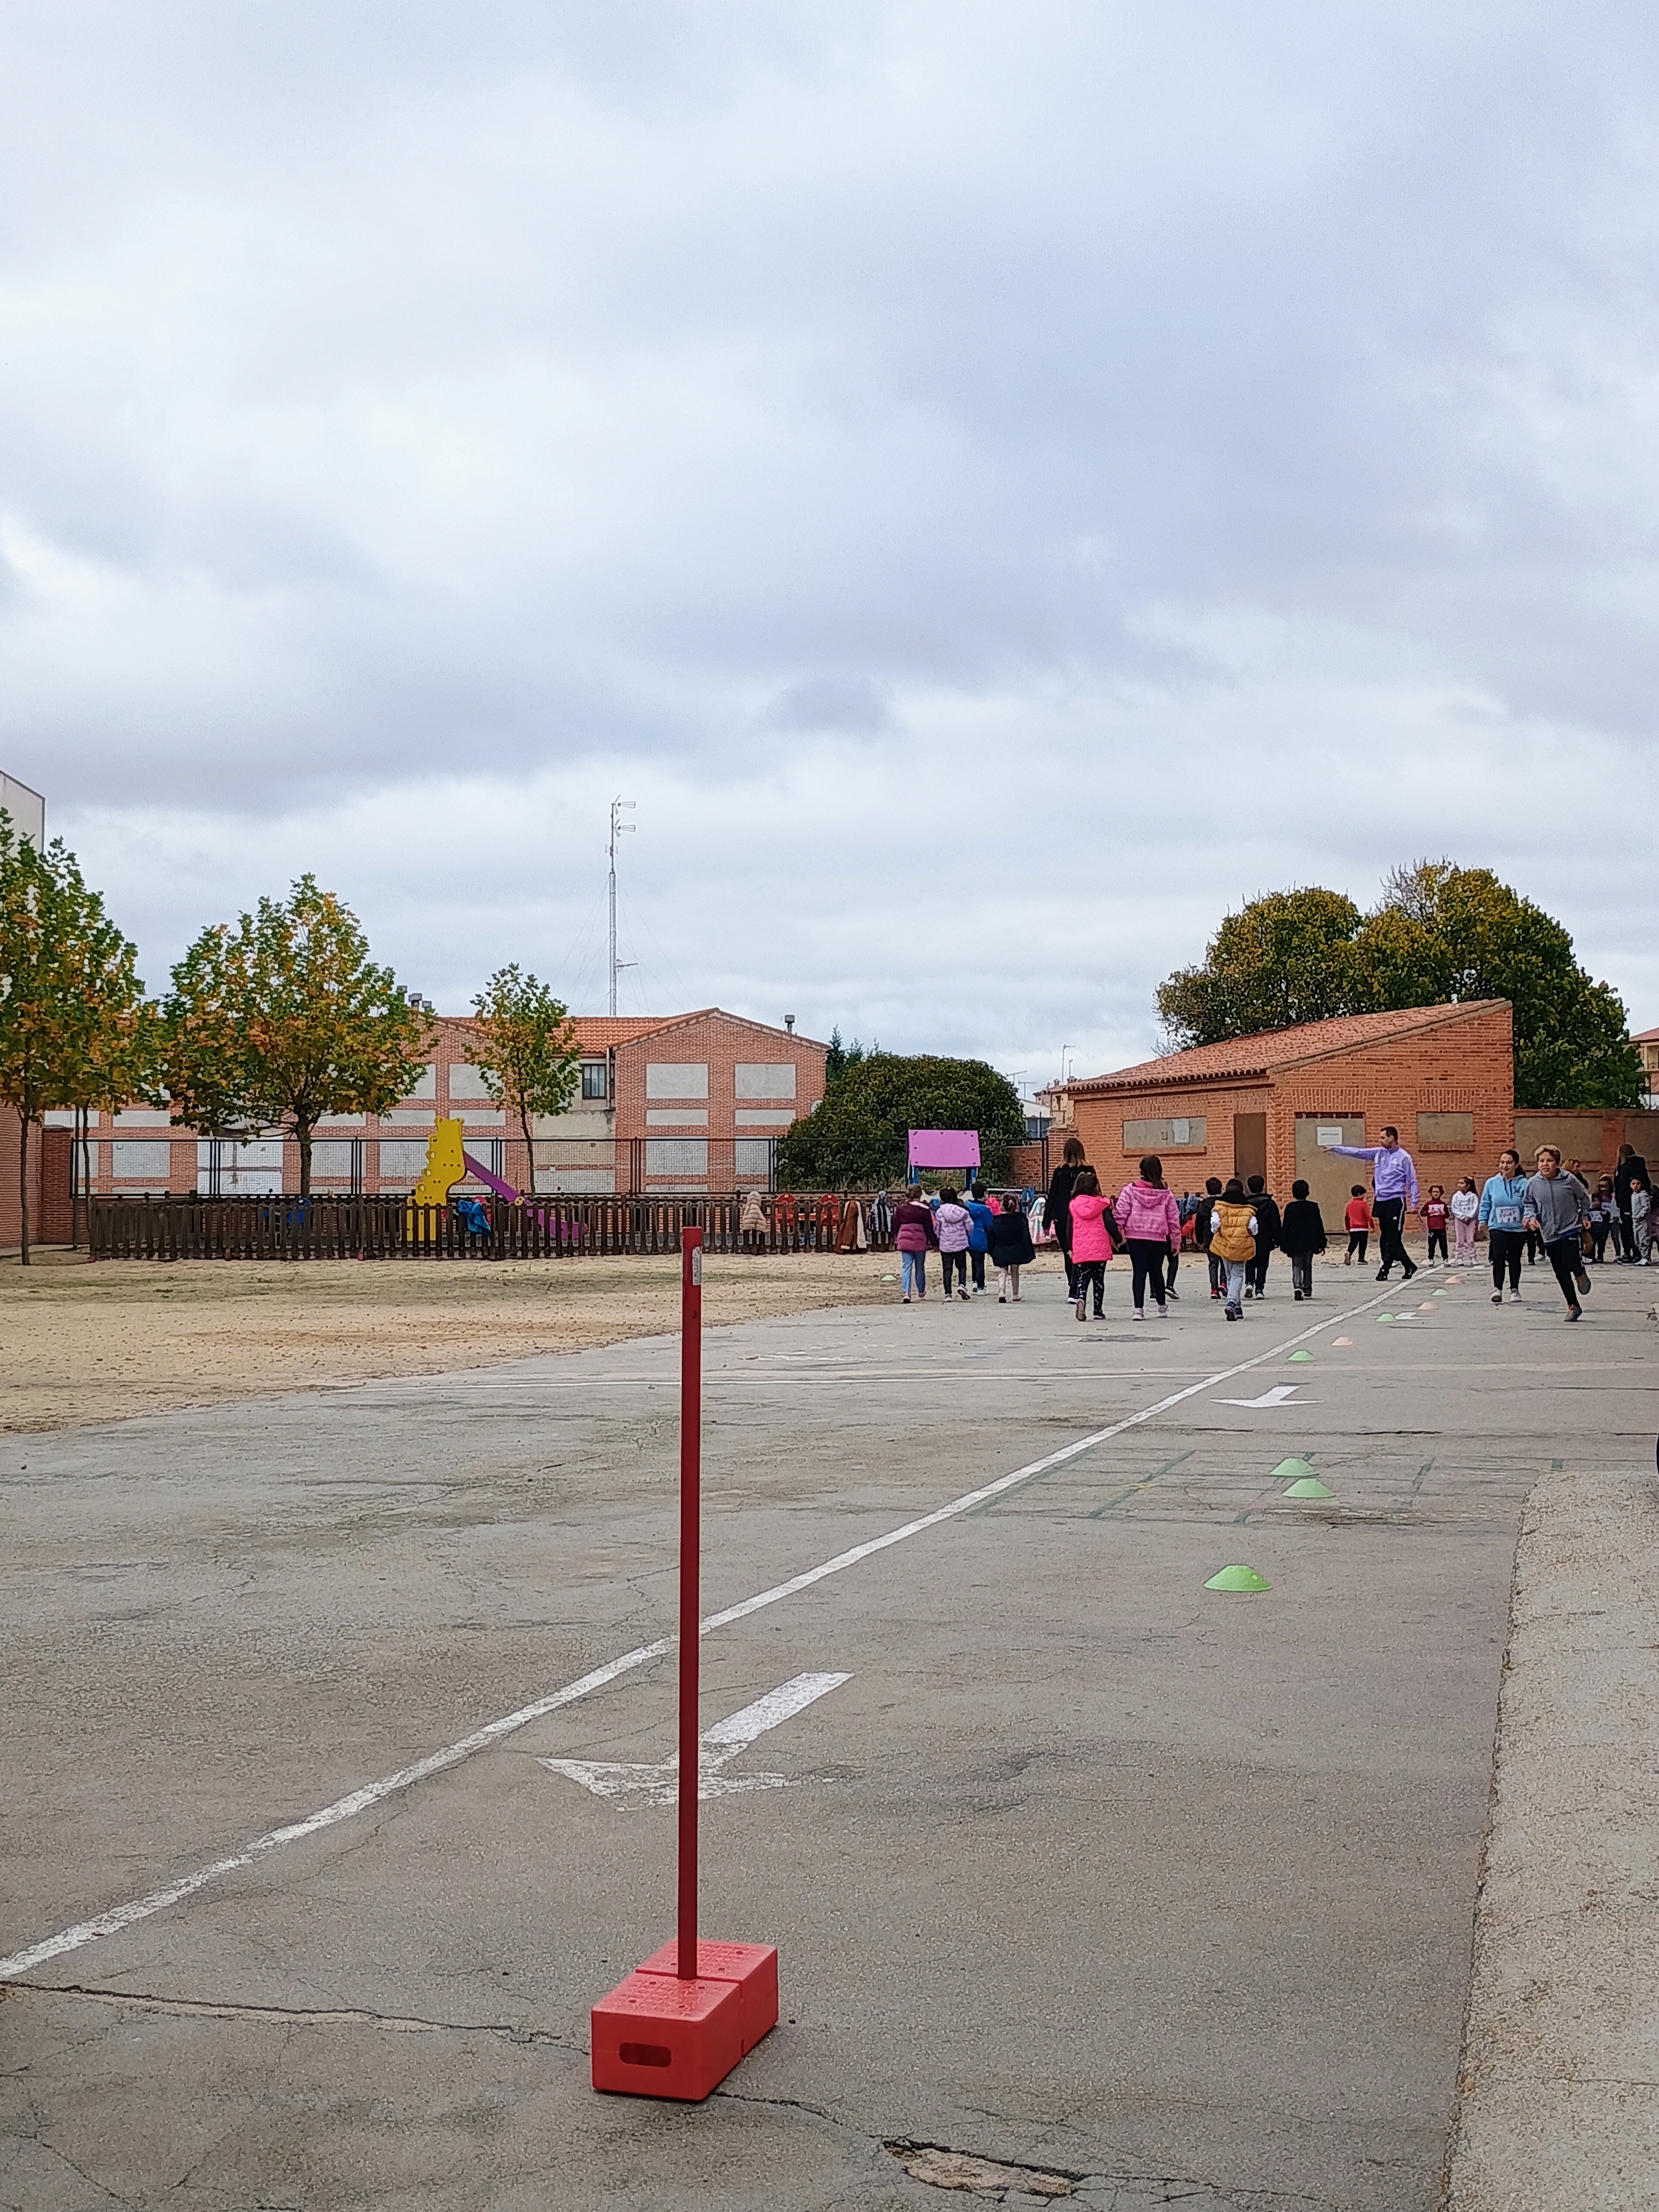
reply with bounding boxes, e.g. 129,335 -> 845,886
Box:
907,1129 -> 981,1171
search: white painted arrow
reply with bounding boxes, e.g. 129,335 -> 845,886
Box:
539,1671 -> 851,1808
1218,1384 -> 1305,1408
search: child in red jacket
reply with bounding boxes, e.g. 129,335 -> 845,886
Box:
1343,1186 -> 1372,1266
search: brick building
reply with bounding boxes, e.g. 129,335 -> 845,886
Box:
1053,1002 -> 1515,1225
46,1007 -> 826,1205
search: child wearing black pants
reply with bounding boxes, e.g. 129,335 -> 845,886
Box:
1279,1179 -> 1328,1300
1343,1185 -> 1371,1266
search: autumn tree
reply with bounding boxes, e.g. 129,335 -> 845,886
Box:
466,965 -> 582,1186
0,819 -> 150,1263
159,875 -> 431,1196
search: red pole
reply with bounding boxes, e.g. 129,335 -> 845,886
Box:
677,1225 -> 702,1980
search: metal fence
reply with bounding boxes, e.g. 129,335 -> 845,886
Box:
87,1191 -> 896,1262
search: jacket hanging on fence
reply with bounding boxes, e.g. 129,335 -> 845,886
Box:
835,1196 -> 866,1251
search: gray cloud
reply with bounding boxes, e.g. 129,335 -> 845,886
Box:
5,2 -> 1659,1082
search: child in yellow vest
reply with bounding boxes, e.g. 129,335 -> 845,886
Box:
1209,1177 -> 1258,1321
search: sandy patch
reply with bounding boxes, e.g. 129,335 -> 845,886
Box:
0,1248 -> 916,1431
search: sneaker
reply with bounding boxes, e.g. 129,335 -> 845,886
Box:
1574,1270 -> 1590,1295
1132,1308 -> 1145,1320
1210,1287 -> 1222,1300
997,1294 -> 1006,1304
1507,1289 -> 1522,1304
1075,1298 -> 1086,1320
1376,1267 -> 1391,1281
1165,1287 -> 1180,1302
1243,1286 -> 1255,1299
1011,1293 -> 1022,1301
902,1296 -> 912,1304
1225,1305 -> 1239,1320
1155,1303 -> 1168,1318
1491,1291 -> 1502,1305
959,1289 -> 970,1303
1093,1307 -> 1105,1320
1294,1290 -> 1304,1301
1566,1306 -> 1581,1321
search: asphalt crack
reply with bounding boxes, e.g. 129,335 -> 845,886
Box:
4,1979 -> 585,2055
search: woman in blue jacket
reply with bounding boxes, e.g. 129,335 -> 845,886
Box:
1478,1147 -> 1530,1304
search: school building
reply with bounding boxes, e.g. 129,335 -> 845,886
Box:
40,1007 -> 827,1212
1048,999 -> 1659,1224
1050,1002 -> 1516,1228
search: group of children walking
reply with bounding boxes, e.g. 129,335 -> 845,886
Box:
891,1135 -> 1652,1328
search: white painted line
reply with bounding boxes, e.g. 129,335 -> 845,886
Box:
0,1286 -> 1394,1982
1218,1384 -> 1304,1408
540,1670 -> 852,1806
700,1671 -> 849,1751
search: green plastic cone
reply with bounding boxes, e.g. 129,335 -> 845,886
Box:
1271,1457 -> 1317,1481
1284,1475 -> 1333,1499
1377,1312 -> 1394,1322
1432,1289 -> 1447,1297
1287,1348 -> 1312,1362
1204,1562 -> 1272,1594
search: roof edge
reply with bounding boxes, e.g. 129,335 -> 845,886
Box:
1069,999 -> 1511,1094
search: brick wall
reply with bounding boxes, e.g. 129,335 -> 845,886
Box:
612,1012 -> 826,1189
1068,1081 -> 1272,1201
1066,1003 -> 1517,1222
1006,1142 -> 1048,1191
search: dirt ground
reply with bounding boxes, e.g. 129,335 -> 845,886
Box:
0,1247 -> 910,1432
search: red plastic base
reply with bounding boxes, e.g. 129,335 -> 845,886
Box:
591,1941 -> 778,2101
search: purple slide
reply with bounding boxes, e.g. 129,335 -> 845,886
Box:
462,1150 -> 586,1244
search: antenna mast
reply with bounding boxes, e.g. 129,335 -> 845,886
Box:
608,797 -> 636,1016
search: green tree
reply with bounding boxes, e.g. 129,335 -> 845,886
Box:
467,965 -> 582,1185
776,1053 -> 1026,1188
824,1028 -> 868,1083
1156,888 -> 1364,1048
1154,864 -> 1643,1108
0,819 -> 150,1263
159,874 -> 432,1196
1351,863 -> 1642,1108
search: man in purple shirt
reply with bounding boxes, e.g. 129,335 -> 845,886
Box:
1323,1125 -> 1420,1282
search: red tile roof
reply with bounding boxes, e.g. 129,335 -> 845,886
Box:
1632,1024 -> 1659,1044
1068,1001 -> 1508,1094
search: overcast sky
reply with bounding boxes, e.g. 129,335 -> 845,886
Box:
5,4 -> 1658,1092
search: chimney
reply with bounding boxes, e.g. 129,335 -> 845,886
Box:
784,1014 -> 795,1033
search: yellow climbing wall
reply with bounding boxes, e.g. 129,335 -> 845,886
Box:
410,1117 -> 467,1208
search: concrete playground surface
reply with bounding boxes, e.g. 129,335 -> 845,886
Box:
2,1259 -> 1654,2209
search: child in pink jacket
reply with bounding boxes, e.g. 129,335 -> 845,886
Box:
1114,1155 -> 1182,1319
1067,1168 -> 1116,1321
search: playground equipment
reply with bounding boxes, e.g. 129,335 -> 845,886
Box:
407,1117 -> 584,1244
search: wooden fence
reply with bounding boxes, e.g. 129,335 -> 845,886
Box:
87,1192 -> 898,1262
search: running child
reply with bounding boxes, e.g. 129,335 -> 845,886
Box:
1344,1186 -> 1372,1266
